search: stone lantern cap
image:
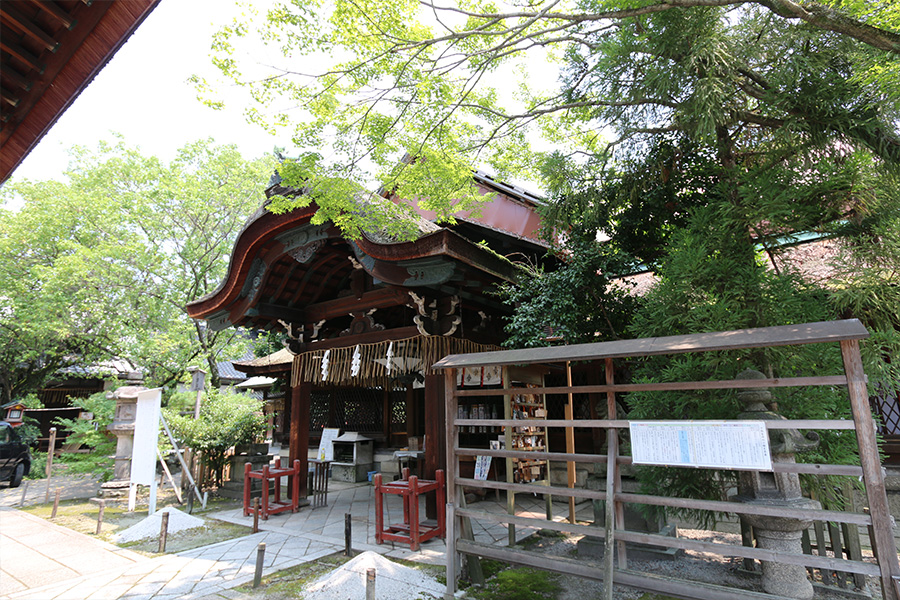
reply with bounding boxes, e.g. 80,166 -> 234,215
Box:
334,432 -> 372,443
107,385 -> 148,401
735,368 -> 772,411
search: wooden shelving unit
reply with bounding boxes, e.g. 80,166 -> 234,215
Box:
503,365 -> 552,545
456,400 -> 502,436
509,391 -> 548,482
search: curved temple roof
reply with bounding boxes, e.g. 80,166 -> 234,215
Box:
186,191 -> 533,335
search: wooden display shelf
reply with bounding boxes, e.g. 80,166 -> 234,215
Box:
505,368 -> 553,533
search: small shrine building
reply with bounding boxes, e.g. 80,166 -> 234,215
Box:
186,171 -> 553,494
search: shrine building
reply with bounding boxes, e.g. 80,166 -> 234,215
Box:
186,169 -> 555,495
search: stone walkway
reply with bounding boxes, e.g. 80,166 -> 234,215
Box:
1,481 -> 591,600
3,530 -> 337,600
0,475 -> 101,508
0,508 -> 144,597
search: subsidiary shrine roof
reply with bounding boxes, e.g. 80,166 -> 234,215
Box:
186,173 -> 549,344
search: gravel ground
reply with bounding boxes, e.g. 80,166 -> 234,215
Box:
524,528 -> 880,600
302,551 -> 445,600
113,506 -> 205,542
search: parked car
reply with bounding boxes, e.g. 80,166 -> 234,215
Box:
0,421 -> 31,487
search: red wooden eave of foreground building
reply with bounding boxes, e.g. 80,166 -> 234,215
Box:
1,0 -> 162,184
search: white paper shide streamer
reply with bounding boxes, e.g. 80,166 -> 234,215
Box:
321,349 -> 331,381
350,345 -> 361,377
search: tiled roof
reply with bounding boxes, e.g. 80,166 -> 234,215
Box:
217,360 -> 248,382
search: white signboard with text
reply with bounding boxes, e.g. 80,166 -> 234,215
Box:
474,455 -> 492,480
630,420 -> 772,471
318,428 -> 340,462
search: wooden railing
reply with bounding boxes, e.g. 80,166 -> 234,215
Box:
435,320 -> 900,600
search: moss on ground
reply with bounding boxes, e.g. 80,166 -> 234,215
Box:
21,495 -> 250,556
478,567 -> 561,600
233,553 -> 352,599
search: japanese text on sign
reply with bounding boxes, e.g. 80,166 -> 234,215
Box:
630,421 -> 773,471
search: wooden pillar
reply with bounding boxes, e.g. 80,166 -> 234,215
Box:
423,372 -> 446,478
289,382 -> 311,498
424,371 -> 446,519
283,390 -> 292,447
565,362 -> 576,524
586,367 -> 605,454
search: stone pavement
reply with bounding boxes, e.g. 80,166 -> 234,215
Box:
209,481 -> 590,567
2,529 -> 337,600
0,475 -> 101,508
0,508 -> 144,597
1,480 -> 592,600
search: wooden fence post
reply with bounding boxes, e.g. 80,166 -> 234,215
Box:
44,427 -> 57,503
840,340 -> 900,600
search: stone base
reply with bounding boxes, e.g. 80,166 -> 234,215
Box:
229,454 -> 273,482
548,463 -> 590,488
577,524 -> 682,562
755,528 -> 814,600
331,462 -> 375,483
98,480 -> 131,498
218,479 -> 275,501
585,472 -> 680,559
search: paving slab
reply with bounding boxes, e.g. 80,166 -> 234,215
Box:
0,475 -> 101,508
0,507 -> 144,597
2,477 -> 594,600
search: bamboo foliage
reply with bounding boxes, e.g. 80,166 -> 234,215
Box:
291,336 -> 498,387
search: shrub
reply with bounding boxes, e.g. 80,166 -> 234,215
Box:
166,390 -> 265,487
53,391 -> 117,482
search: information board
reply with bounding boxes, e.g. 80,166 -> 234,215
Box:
630,420 -> 773,471
318,428 -> 340,461
474,455 -> 492,480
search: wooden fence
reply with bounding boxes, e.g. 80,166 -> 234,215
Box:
434,319 -> 900,600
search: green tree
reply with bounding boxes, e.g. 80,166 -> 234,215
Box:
205,2 -> 899,512
166,390 -> 266,487
827,167 -> 900,399
0,139 -> 275,401
0,179 -> 129,403
199,0 -> 899,231
622,206 -> 859,522
204,0 -> 899,388
499,228 -> 638,347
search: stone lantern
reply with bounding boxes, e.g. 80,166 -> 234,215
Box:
729,369 -> 820,600
107,385 -> 147,481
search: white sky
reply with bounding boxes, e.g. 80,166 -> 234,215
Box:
8,0 -> 288,186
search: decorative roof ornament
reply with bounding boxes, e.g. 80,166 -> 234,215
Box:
288,240 -> 324,264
